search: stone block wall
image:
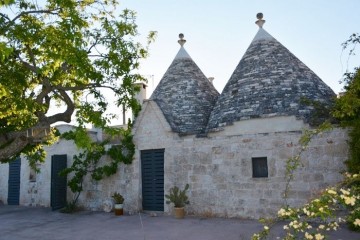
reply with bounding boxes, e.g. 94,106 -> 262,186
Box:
0,102 -> 349,221
136,128 -> 347,219
131,101 -> 348,219
182,129 -> 346,218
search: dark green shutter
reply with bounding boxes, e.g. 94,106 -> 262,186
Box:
51,155 -> 67,210
252,157 -> 268,178
141,149 -> 164,211
8,158 -> 21,205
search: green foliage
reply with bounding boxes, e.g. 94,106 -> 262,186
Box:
341,173 -> 360,231
346,121 -> 360,173
347,208 -> 360,231
253,173 -> 360,239
111,192 -> 124,204
165,184 -> 190,208
300,97 -> 337,126
332,33 -> 360,173
333,69 -> 360,122
60,126 -> 135,206
333,68 -> 360,173
0,0 -> 156,163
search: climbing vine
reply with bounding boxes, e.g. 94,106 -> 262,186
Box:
60,124 -> 135,211
252,173 -> 360,240
252,122 -> 360,239
283,122 -> 332,205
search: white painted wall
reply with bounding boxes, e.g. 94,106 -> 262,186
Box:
0,125 -> 80,207
0,160 -> 9,204
20,125 -> 81,207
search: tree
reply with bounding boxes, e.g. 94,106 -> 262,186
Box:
333,33 -> 360,173
0,0 -> 155,164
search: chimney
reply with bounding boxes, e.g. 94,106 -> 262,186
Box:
131,81 -> 148,121
133,82 -> 147,106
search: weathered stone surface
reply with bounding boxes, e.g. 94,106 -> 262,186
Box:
132,105 -> 348,219
207,28 -> 335,131
151,47 -> 219,135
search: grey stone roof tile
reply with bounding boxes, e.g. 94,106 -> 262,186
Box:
150,46 -> 219,135
207,28 -> 335,131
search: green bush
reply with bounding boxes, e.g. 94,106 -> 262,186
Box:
346,121 -> 360,173
347,208 -> 360,231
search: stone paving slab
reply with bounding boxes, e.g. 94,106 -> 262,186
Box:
0,206 -> 359,240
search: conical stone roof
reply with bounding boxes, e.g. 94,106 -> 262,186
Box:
150,34 -> 219,135
207,16 -> 335,131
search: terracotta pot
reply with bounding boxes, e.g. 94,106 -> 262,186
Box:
174,207 -> 185,219
114,204 -> 123,216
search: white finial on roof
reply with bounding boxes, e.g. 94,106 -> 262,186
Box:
255,13 -> 265,28
178,33 -> 186,46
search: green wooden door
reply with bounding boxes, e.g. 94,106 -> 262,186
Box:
51,155 -> 67,210
141,149 -> 164,211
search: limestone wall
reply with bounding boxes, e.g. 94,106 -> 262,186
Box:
169,129 -> 346,219
130,100 -> 348,219
0,102 -> 349,220
69,154 -> 140,212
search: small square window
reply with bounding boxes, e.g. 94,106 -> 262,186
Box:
252,157 -> 268,178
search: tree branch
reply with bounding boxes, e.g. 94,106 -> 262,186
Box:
47,89 -> 75,124
16,53 -> 40,73
87,37 -> 100,54
35,83 -> 52,105
10,9 -> 61,25
55,83 -> 99,91
25,44 -> 37,69
0,132 -> 29,162
0,12 -> 11,22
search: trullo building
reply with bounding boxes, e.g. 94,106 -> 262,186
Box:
0,14 -> 348,219
130,14 -> 347,218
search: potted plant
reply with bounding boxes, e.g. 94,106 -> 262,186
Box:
165,184 -> 190,219
111,192 -> 124,216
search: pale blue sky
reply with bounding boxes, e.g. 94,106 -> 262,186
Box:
121,0 -> 360,95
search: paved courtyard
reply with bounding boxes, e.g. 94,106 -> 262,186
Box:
0,206 -> 359,240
